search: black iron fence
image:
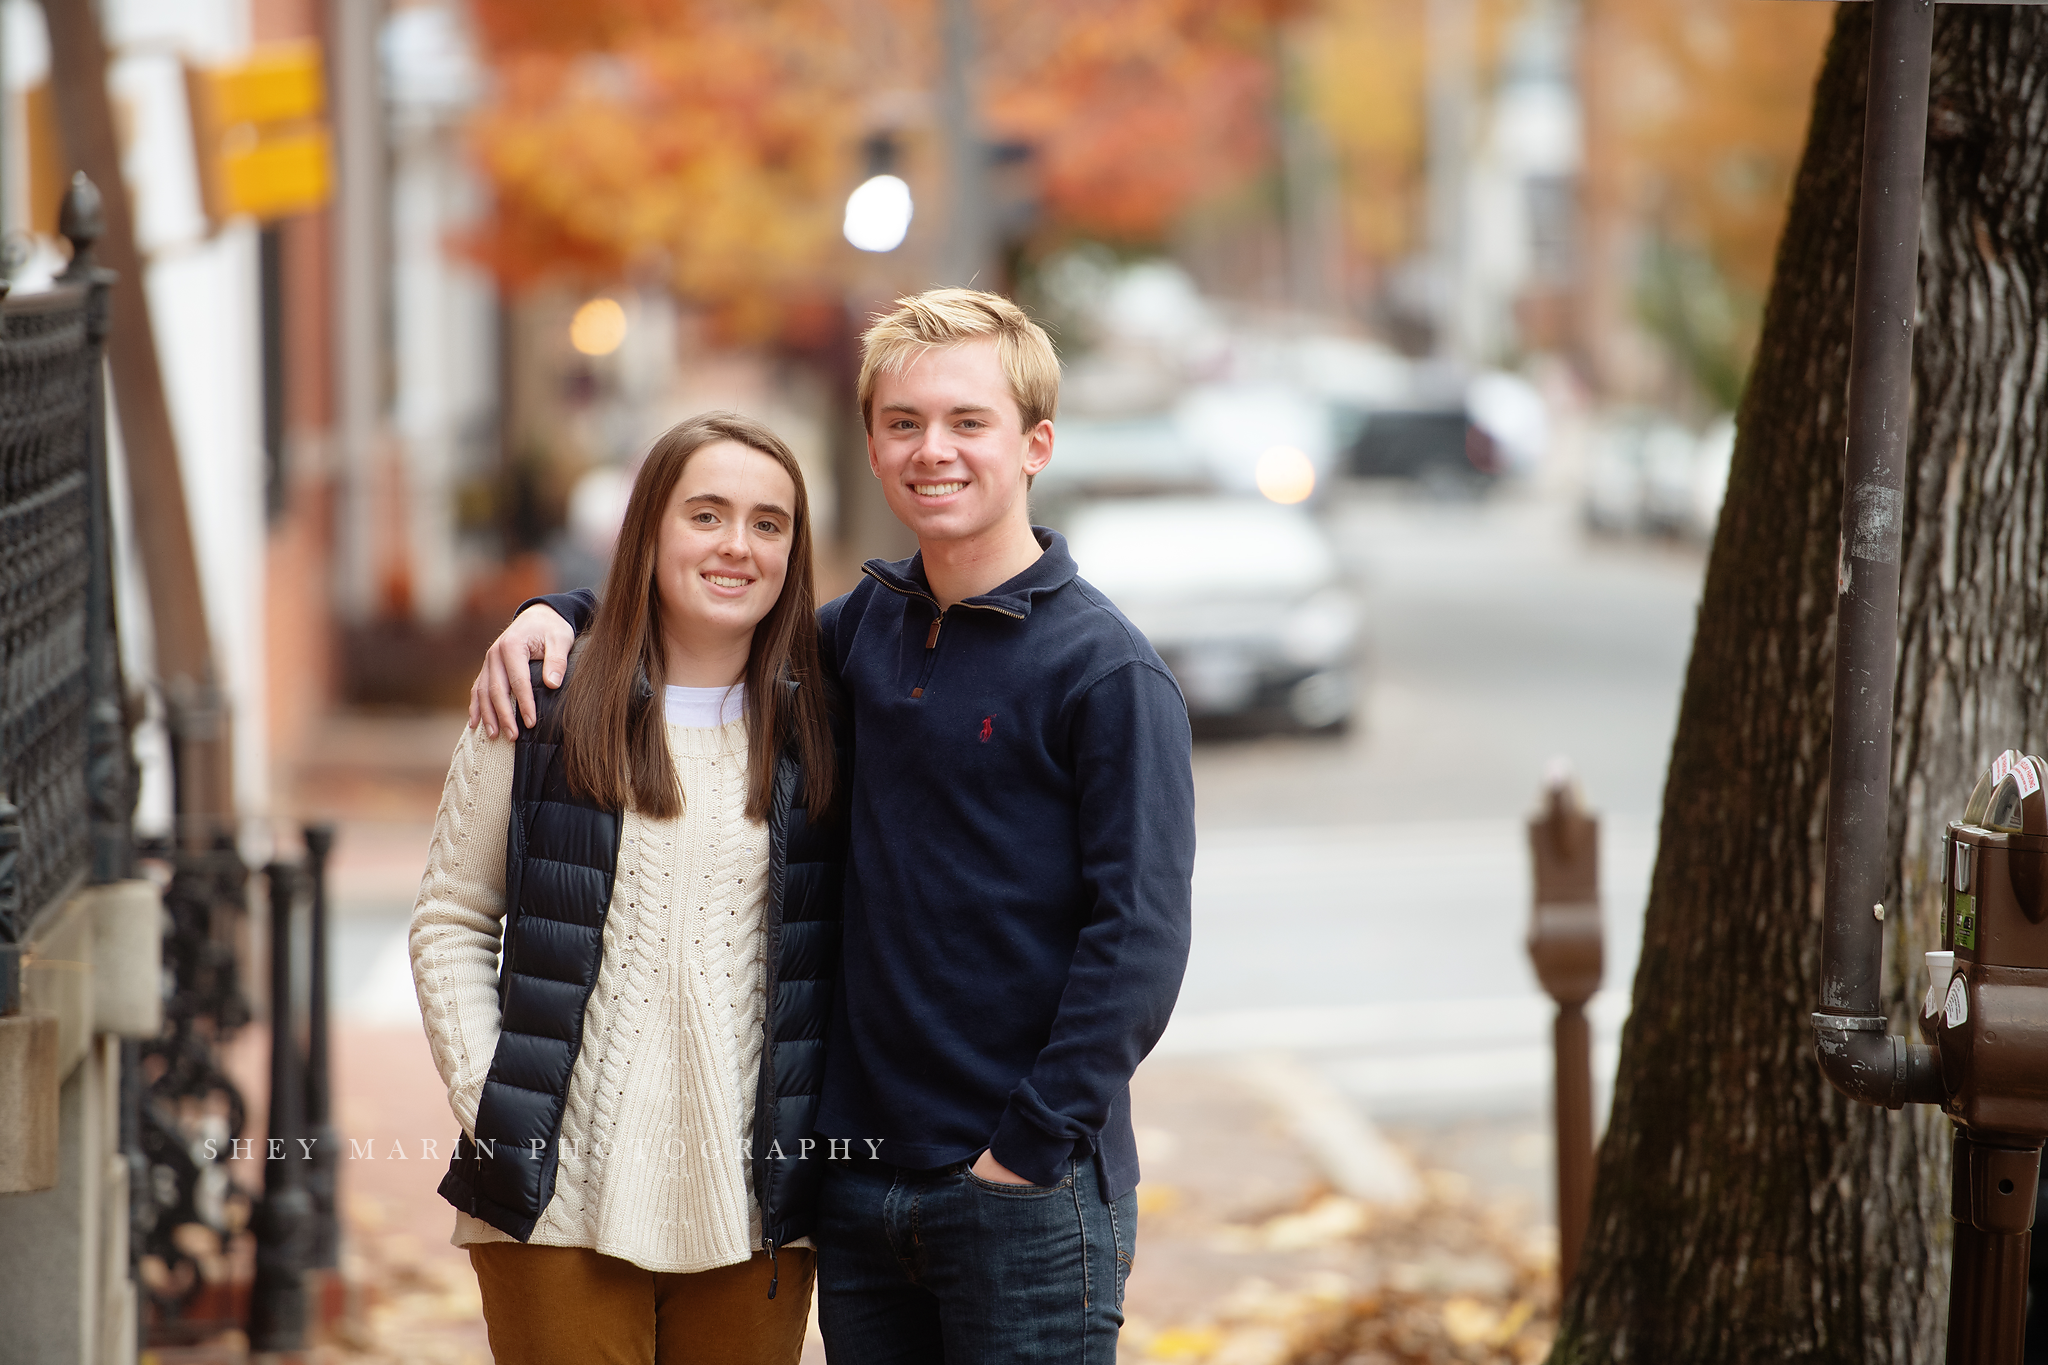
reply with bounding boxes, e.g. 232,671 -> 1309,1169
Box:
1,171 -> 341,1355
0,178 -> 123,1005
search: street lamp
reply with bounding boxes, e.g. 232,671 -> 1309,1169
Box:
845,131 -> 912,254
844,174 -> 913,253
570,297 -> 626,357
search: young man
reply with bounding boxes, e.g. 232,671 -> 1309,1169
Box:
469,289 -> 1195,1360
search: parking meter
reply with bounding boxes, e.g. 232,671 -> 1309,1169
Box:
1527,778 -> 1602,1289
1931,750 -> 2048,1361
1938,752 -> 2048,1142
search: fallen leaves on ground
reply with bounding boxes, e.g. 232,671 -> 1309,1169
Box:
1123,1172 -> 1556,1365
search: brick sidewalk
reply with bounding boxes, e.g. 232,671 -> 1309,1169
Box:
241,719 -> 1559,1363
279,1025 -> 1551,1364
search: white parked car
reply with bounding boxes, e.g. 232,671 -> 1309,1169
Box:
1582,409 -> 1734,541
1062,496 -> 1360,733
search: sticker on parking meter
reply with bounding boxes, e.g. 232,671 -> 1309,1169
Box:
1946,975 -> 1969,1029
1993,750 -> 2021,786
1954,893 -> 1978,950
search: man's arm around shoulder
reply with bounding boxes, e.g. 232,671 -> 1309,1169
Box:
467,589 -> 597,737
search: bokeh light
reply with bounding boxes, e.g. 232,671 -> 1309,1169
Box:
569,297 -> 627,356
843,174 -> 914,253
1255,446 -> 1316,504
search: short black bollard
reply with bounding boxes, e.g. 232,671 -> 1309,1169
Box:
302,823 -> 339,1270
248,862 -> 311,1351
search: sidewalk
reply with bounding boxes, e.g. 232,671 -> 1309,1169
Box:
1119,1059 -> 1557,1364
284,1023 -> 1556,1363
258,713 -> 1564,1363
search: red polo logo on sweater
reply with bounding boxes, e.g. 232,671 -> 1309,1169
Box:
980,716 -> 994,743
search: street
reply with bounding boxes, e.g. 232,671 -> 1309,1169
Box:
327,481 -> 1706,1135
282,478 -> 1708,1361
1166,484 -> 1706,1127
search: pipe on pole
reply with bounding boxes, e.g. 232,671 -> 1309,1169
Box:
1814,0 -> 1935,1038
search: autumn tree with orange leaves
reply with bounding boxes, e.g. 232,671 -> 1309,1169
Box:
463,0 -> 1294,339
1581,0 -> 1834,406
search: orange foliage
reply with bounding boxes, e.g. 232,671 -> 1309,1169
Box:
1584,0 -> 1834,365
1619,0 -> 1834,303
983,0 -> 1289,243
462,0 -> 1290,333
462,0 -> 854,338
1302,0 -> 1429,265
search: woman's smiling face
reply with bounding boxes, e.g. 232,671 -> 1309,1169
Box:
652,439 -> 798,654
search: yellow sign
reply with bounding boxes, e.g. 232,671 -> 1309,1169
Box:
187,42 -> 332,224
219,127 -> 333,222
198,42 -> 325,126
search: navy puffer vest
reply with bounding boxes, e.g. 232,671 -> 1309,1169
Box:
437,664 -> 845,1254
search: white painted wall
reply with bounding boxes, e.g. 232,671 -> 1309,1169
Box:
384,1 -> 492,624
2,0 -> 270,826
1454,0 -> 1582,365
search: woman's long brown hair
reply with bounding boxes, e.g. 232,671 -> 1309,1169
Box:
557,412 -> 835,823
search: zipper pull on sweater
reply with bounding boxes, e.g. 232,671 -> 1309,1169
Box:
925,613 -> 943,649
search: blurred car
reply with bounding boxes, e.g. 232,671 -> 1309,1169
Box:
1340,406 -> 1503,492
1328,369 -> 1546,496
1582,409 -> 1733,540
1062,495 -> 1361,733
1172,383 -> 1342,502
1039,416 -> 1208,497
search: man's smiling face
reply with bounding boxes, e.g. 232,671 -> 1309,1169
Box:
866,338 -> 1053,549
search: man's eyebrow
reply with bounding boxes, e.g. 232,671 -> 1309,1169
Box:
877,401 -> 999,417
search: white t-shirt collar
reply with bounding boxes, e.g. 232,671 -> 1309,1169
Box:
664,681 -> 746,728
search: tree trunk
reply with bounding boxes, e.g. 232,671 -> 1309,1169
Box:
1552,8 -> 2048,1360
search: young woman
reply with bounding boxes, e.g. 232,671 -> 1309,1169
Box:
409,412 -> 841,1365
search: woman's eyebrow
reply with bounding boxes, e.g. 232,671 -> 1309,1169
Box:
685,491 -> 791,520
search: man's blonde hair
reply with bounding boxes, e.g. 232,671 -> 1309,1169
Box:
858,288 -> 1059,432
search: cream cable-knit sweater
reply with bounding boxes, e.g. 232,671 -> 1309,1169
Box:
408,716 -> 772,1273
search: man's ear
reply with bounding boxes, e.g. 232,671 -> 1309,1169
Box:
867,426 -> 883,479
1022,419 -> 1054,478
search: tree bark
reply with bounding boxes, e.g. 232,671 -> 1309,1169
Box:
1552,8 -> 2048,1360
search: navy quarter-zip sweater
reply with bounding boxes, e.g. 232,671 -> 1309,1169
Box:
530,528 -> 1194,1202
819,529 -> 1194,1200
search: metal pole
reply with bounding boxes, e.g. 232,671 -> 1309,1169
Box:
61,175 -> 132,886
938,0 -> 992,287
1947,1129 -> 2033,1364
1528,776 -> 1602,1291
302,824 -> 339,1270
1425,0 -> 1476,358
1815,0 -> 1933,1026
259,225 -> 286,523
330,0 -> 388,623
1553,1003 -> 1595,1283
248,863 -> 310,1351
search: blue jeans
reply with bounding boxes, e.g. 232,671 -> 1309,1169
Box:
815,1155 -> 1136,1363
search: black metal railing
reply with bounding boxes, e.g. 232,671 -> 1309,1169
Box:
0,178 -> 119,1006
0,172 -> 344,1354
